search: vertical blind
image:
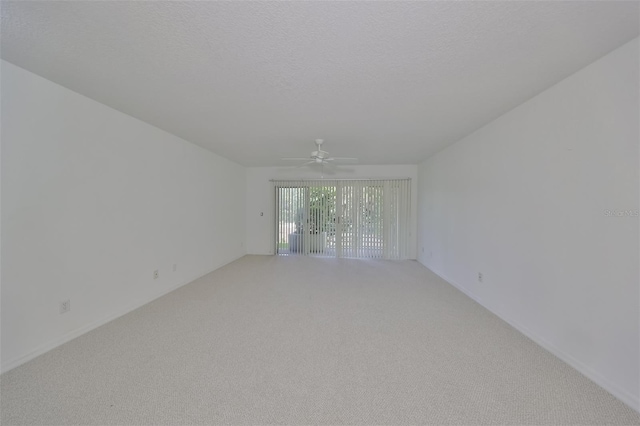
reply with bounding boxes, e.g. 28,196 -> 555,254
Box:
273,179 -> 411,259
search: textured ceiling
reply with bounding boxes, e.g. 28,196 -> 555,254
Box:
1,1 -> 638,166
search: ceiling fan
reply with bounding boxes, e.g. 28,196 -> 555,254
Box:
281,139 -> 358,169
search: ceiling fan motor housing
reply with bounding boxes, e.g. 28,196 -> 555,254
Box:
312,150 -> 328,160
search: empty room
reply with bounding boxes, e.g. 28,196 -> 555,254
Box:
1,1 -> 638,425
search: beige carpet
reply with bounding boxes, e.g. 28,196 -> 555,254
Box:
1,255 -> 638,425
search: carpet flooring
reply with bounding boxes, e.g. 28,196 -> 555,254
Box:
1,255 -> 638,425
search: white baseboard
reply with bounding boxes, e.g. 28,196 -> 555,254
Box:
1,254 -> 245,374
416,259 -> 640,414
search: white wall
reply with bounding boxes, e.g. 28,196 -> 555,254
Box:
1,61 -> 246,372
246,165 -> 418,258
417,38 -> 639,410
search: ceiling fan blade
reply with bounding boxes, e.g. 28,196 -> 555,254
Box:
282,157 -> 312,161
296,161 -> 316,168
321,161 -> 336,168
327,158 -> 359,164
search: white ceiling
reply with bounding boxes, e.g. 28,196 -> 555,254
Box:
1,1 -> 638,166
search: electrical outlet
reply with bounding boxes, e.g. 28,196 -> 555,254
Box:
478,272 -> 483,283
153,270 -> 159,279
60,299 -> 70,314
172,264 -> 177,272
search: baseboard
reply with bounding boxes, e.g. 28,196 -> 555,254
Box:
1,253 -> 245,374
416,259 -> 640,414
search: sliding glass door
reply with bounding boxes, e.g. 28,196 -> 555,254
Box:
275,179 -> 410,259
276,183 -> 336,256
